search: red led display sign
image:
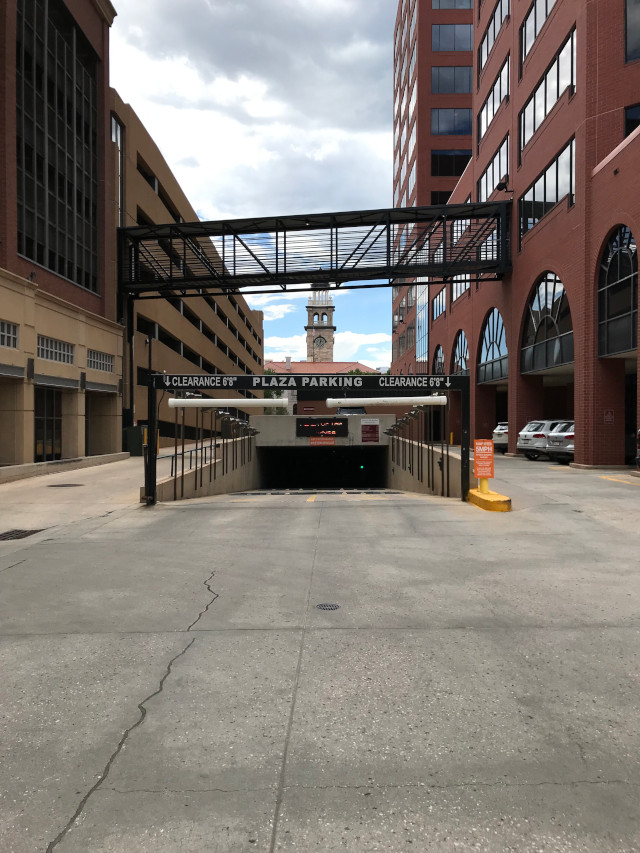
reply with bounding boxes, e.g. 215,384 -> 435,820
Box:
295,418 -> 349,438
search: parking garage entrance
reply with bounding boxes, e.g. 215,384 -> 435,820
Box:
145,372 -> 470,504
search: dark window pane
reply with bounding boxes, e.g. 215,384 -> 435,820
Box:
455,24 -> 473,50
626,0 -> 640,61
625,103 -> 640,135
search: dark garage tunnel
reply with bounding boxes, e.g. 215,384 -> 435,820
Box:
257,447 -> 388,490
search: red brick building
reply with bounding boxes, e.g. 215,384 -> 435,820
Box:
392,0 -> 640,466
391,0 -> 473,376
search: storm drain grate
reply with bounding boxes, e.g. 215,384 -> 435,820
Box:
47,483 -> 83,488
0,529 -> 45,540
316,603 -> 340,611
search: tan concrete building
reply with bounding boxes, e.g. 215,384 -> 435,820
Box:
110,91 -> 264,446
0,0 -> 123,466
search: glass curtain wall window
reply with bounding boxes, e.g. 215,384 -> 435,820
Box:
416,279 -> 430,363
519,30 -> 576,151
521,272 -> 574,372
519,138 -> 575,238
598,226 -> 638,356
16,0 -> 99,292
433,346 -> 445,374
477,308 -> 508,382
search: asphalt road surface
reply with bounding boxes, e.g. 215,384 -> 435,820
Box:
1,455 -> 639,852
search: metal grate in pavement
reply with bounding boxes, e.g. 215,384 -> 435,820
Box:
316,603 -> 340,611
47,484 -> 83,488
0,529 -> 45,540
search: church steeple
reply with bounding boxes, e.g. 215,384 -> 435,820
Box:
305,290 -> 335,362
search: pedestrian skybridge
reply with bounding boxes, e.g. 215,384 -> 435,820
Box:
119,201 -> 511,298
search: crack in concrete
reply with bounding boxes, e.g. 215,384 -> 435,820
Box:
101,778 -> 639,797
0,558 -> 26,574
45,638 -> 196,853
186,571 -> 219,631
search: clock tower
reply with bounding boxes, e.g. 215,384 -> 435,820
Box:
305,290 -> 336,362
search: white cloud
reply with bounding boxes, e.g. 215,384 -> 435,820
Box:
334,331 -> 391,361
261,303 -> 299,322
264,334 -> 307,361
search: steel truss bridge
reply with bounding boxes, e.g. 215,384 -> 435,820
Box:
118,201 -> 511,299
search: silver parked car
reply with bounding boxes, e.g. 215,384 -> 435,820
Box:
546,420 -> 575,464
492,422 -> 509,453
517,419 -> 564,460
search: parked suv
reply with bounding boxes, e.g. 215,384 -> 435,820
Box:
517,419 -> 564,460
492,422 -> 509,453
546,421 -> 575,464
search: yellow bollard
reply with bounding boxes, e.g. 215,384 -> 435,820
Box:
450,431 -> 454,445
478,477 -> 490,494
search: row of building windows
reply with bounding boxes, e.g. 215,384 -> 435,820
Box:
478,55 -> 509,141
432,288 -> 446,320
410,223 -> 636,375
0,322 -> 114,373
479,0 -> 510,73
432,0 -> 472,8
519,138 -> 575,238
477,135 -> 509,202
521,0 -> 557,68
519,29 -> 576,151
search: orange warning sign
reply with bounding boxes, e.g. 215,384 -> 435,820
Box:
473,439 -> 494,479
310,436 -> 335,446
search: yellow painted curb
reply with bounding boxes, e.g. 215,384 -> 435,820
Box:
467,488 -> 512,512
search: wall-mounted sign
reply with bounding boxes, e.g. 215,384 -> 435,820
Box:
361,418 -> 380,443
155,373 -> 469,393
295,418 -> 348,438
604,409 -> 614,425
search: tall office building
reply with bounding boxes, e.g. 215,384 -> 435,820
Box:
0,0 -> 122,464
391,0 -> 473,376
392,0 -> 640,467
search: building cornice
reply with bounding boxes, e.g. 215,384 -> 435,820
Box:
91,0 -> 117,27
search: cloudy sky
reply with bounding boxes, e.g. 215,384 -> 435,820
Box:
110,0 -> 396,369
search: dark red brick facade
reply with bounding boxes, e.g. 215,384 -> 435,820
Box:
392,0 -> 640,466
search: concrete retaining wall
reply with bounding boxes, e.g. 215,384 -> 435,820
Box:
387,439 -> 462,499
150,439 -> 260,502
0,452 -> 130,484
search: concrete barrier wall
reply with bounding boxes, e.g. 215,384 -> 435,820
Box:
0,452 -> 130,484
151,438 -> 260,502
387,439 -> 462,499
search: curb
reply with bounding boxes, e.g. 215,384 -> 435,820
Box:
467,488 -> 512,512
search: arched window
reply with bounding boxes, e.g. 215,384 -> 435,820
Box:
598,226 -> 638,355
521,272 -> 574,372
478,308 -> 508,382
451,330 -> 469,375
433,345 -> 445,374
322,313 -> 327,324
313,313 -> 319,323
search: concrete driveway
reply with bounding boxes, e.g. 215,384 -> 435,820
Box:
0,455 -> 639,852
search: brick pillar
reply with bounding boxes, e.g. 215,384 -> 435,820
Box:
474,384 -> 496,441
508,373 -> 544,453
581,358 -> 626,466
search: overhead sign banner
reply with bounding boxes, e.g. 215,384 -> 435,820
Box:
155,373 -> 469,393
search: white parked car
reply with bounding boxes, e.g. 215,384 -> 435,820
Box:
546,421 -> 575,464
517,419 -> 564,460
492,422 -> 509,453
